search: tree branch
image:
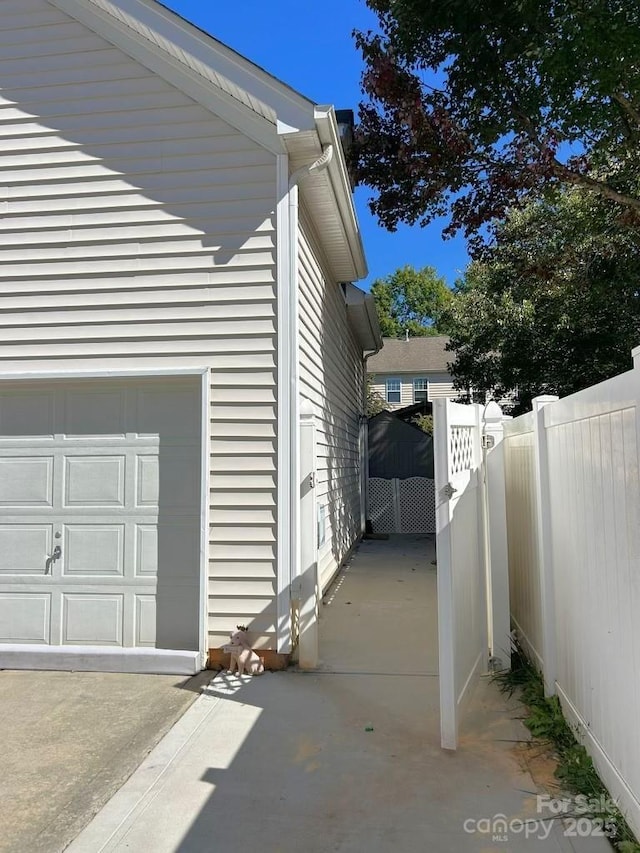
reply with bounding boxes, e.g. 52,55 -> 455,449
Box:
612,91 -> 640,129
551,160 -> 640,210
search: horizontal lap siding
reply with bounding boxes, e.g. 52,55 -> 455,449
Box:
0,2 -> 278,650
298,213 -> 364,590
369,372 -> 456,410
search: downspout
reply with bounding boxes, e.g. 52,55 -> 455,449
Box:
283,144 -> 334,652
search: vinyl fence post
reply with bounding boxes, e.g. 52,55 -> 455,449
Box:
532,395 -> 559,696
482,402 -> 511,671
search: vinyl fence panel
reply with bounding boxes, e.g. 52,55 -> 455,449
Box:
503,365 -> 640,838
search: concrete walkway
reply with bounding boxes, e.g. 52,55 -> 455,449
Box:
67,536 -> 610,852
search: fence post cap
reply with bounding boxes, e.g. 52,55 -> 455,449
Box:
532,395 -> 559,411
483,400 -> 503,423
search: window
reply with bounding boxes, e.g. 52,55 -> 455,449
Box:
413,378 -> 428,404
386,378 -> 401,403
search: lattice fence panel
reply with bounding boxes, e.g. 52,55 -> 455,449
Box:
368,477 -> 435,534
368,477 -> 397,533
450,426 -> 474,475
398,477 -> 436,534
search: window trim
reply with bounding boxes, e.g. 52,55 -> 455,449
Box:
413,377 -> 428,404
385,377 -> 401,404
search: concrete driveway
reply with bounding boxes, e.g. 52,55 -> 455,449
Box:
0,669 -> 209,853
65,535 -> 611,852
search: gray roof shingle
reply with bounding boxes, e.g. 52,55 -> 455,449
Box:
367,336 -> 452,374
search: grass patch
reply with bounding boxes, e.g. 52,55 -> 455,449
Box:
495,643 -> 640,852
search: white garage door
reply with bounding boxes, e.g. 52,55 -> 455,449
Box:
0,377 -> 202,653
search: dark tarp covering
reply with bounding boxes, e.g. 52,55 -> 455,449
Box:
368,411 -> 434,480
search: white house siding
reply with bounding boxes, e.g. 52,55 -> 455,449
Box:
0,2 -> 278,650
298,211 -> 364,590
370,372 -> 456,411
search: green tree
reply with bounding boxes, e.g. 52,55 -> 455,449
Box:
366,376 -> 387,416
354,1 -> 640,240
370,264 -> 452,337
411,413 -> 433,435
443,189 -> 640,412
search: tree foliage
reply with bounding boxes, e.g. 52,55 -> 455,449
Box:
366,376 -> 387,416
354,0 -> 640,240
411,413 -> 433,434
370,264 -> 452,337
443,189 -> 640,412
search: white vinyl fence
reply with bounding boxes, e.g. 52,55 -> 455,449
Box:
503,352 -> 640,838
434,399 -> 511,749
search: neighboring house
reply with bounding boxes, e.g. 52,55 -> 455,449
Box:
0,0 -> 381,674
368,336 -> 462,411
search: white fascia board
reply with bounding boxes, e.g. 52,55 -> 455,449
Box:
364,292 -> 383,350
314,106 -> 368,280
47,0 -> 315,154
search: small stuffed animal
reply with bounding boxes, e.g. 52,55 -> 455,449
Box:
225,625 -> 264,676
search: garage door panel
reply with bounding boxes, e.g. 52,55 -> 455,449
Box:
0,593 -> 50,642
0,377 -> 201,654
62,593 -> 123,645
0,524 -> 52,574
135,524 -> 158,577
64,389 -> 125,437
157,520 -> 200,581
135,595 -> 156,646
137,455 -> 159,507
64,456 -> 126,506
158,449 -> 200,511
63,525 -> 125,576
136,387 -> 200,438
0,392 -> 54,437
0,457 -> 53,506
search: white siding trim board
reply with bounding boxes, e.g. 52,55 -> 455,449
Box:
275,152 -> 294,654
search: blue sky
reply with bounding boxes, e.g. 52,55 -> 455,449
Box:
159,0 -> 470,289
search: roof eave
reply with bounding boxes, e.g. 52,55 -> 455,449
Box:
48,0 -> 316,151
314,107 -> 367,281
344,284 -> 383,352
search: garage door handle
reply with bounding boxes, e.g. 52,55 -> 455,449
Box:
45,545 -> 62,574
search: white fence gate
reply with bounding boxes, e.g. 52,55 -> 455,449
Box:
503,356 -> 640,838
434,399 -> 510,750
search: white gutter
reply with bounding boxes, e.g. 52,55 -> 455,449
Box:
289,144 -> 334,187
314,107 -> 367,280
276,145 -> 334,654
